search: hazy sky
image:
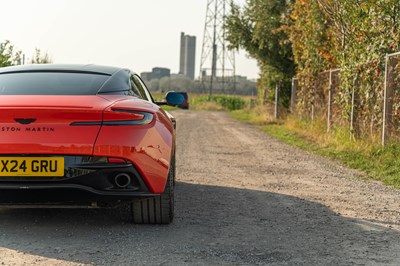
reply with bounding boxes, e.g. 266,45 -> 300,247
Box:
0,0 -> 259,79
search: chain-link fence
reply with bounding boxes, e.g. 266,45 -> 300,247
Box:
350,66 -> 384,141
312,71 -> 329,122
382,52 -> 400,145
328,69 -> 342,130
293,75 -> 313,120
290,52 -> 400,146
291,69 -> 342,131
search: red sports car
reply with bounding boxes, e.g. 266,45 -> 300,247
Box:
0,64 -> 183,224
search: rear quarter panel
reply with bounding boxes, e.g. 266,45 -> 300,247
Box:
93,102 -> 174,194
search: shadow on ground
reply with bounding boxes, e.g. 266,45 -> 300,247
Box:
0,182 -> 399,265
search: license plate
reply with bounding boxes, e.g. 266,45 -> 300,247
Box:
0,157 -> 64,176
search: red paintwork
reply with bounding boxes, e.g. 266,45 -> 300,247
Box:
94,96 -> 174,193
0,95 -> 174,194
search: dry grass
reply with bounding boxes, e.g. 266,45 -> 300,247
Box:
231,104 -> 276,125
191,101 -> 225,111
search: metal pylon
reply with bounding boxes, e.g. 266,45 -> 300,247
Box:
200,0 -> 236,95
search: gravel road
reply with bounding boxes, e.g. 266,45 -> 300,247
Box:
1,110 -> 400,265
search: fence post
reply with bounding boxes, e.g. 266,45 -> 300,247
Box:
382,53 -> 390,146
275,83 -> 280,119
350,75 -> 357,140
311,82 -> 315,121
327,70 -> 333,132
291,78 -> 297,114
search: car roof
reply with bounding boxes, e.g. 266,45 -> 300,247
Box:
0,64 -> 130,76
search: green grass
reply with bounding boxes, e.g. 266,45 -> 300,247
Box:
191,95 -> 247,111
261,124 -> 319,151
231,107 -> 275,125
161,105 -> 179,111
231,109 -> 400,189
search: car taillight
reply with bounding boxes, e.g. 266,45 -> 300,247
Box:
102,108 -> 154,126
70,109 -> 154,126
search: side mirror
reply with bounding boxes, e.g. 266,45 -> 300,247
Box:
165,92 -> 184,106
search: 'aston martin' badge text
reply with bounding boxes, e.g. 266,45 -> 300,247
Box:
1,127 -> 55,132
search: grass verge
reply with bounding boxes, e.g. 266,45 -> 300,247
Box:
231,109 -> 400,189
161,105 -> 179,111
191,95 -> 247,111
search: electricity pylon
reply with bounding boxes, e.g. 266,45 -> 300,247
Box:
200,0 -> 236,95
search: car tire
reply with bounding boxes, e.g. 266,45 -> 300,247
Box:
131,165 -> 174,224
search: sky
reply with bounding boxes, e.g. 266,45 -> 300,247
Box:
0,0 -> 259,80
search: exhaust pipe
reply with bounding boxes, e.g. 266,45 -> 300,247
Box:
114,173 -> 131,188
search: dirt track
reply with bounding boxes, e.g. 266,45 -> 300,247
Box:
0,110 -> 400,265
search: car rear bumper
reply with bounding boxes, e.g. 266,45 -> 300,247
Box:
0,186 -> 156,207
0,156 -> 157,206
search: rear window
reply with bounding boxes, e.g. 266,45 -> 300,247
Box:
0,72 -> 110,95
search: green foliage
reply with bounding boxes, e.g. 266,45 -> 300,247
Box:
31,48 -> 52,64
225,0 -> 295,106
286,0 -> 333,115
0,41 -> 51,67
231,0 -> 400,138
288,0 -> 400,136
0,40 -> 21,67
192,95 -> 246,111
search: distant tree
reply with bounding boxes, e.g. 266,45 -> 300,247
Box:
170,76 -> 192,92
235,79 -> 257,96
147,79 -> 160,92
0,40 -> 21,67
225,0 -> 294,105
31,48 -> 52,64
150,75 -> 256,95
159,77 -> 171,92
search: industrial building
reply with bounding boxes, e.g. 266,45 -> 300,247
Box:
179,32 -> 196,80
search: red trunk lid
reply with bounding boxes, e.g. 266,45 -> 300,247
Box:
0,95 -> 112,155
